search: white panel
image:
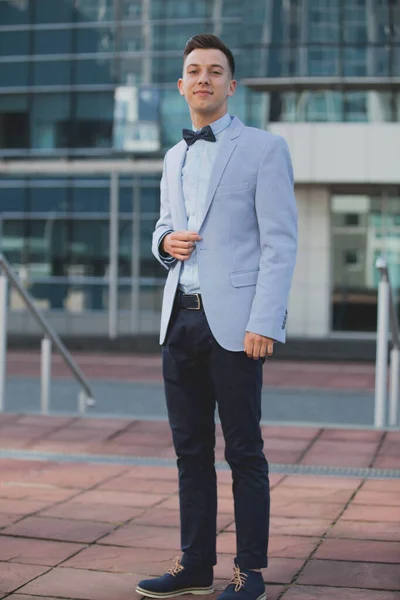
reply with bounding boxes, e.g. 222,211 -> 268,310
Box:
269,123 -> 400,184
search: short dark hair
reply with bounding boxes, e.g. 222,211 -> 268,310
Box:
183,34 -> 235,77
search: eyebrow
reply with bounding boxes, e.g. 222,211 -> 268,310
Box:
186,63 -> 225,70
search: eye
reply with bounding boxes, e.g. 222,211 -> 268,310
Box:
212,71 -> 222,75
189,70 -> 198,74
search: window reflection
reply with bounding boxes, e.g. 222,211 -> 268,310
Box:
332,193 -> 400,332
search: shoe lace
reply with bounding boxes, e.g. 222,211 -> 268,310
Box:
230,566 -> 248,592
167,557 -> 184,577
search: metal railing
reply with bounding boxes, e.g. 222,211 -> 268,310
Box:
0,252 -> 95,414
374,256 -> 399,428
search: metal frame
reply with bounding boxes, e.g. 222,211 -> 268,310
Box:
0,252 -> 95,414
375,256 -> 400,428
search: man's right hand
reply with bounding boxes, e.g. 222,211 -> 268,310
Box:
162,231 -> 202,261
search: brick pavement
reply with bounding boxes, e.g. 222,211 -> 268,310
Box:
6,351 -> 378,391
0,414 -> 399,599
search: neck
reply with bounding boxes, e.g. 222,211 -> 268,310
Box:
190,108 -> 228,130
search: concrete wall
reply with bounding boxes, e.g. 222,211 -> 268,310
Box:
269,123 -> 400,184
287,186 -> 331,338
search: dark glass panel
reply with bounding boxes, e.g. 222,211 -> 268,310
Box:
33,60 -> 71,85
222,0 -> 242,17
33,29 -> 72,55
29,182 -> 68,212
344,92 -> 368,122
0,0 -> 31,25
152,56 -> 183,84
308,0 -> 340,43
141,186 -> 160,215
0,183 -> 26,211
75,57 -> 116,84
33,0 -> 73,24
118,25 -> 143,52
119,57 -> 143,84
74,0 -> 114,23
31,94 -> 71,149
151,0 -> 210,19
0,30 -> 29,56
76,26 -> 114,53
74,92 -> 114,148
160,89 -> 186,148
71,183 -> 109,212
140,216 -> 166,278
0,62 -> 29,87
153,23 -> 211,51
0,95 -> 29,149
122,0 -> 142,19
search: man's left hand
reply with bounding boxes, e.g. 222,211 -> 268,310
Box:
244,332 -> 274,360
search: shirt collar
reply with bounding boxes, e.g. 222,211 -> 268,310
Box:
193,113 -> 232,136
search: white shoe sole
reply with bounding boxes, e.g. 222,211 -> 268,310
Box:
135,585 -> 215,598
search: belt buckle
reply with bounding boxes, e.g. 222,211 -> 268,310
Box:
187,293 -> 201,310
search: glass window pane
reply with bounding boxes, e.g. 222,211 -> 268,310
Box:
151,0 -> 210,18
141,187 -> 160,215
76,26 -> 114,53
153,56 -> 183,84
31,94 -> 71,149
222,0 -> 242,17
0,95 -> 29,149
0,62 -> 29,87
33,60 -> 71,85
74,92 -> 114,148
118,25 -> 144,52
75,57 -> 116,85
0,31 -> 29,56
153,24 -> 211,51
0,182 -> 26,211
33,0 -> 73,24
122,0 -> 142,19
0,0 -> 31,25
30,183 -> 68,211
71,184 -> 109,212
74,0 -> 114,23
160,89 -> 187,148
308,0 -> 340,43
119,58 -> 144,85
33,29 -> 72,55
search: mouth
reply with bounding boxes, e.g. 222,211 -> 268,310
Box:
195,91 -> 212,96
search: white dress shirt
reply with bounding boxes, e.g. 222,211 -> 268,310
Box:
179,113 -> 232,294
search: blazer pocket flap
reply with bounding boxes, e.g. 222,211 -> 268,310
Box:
215,181 -> 250,195
230,269 -> 259,287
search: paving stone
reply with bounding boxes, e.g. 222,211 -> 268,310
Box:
372,456 -> 400,469
0,483 -> 77,503
74,489 -> 167,508
282,586 -> 400,599
278,476 -> 362,490
24,463 -> 127,488
234,516 -> 332,538
0,562 -> 50,595
0,498 -> 49,515
0,514 -> 24,528
314,538 -> 400,563
328,519 -> 400,541
261,426 -> 321,440
297,559 -> 400,590
99,524 -> 180,549
353,490 -> 400,506
271,486 -> 354,503
97,477 -> 178,494
39,500 -> 143,523
133,508 -> 233,532
308,441 -> 380,455
341,505 -> 400,522
271,499 -> 343,520
61,545 -> 176,574
0,535 -> 84,565
18,567 -> 146,600
3,516 -> 115,543
124,466 -> 178,481
300,452 -> 374,468
217,532 -> 318,559
319,430 -> 384,442
361,481 -> 400,493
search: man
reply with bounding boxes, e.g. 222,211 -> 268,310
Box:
137,34 -> 297,600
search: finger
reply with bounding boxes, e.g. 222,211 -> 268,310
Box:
266,341 -> 274,356
259,341 -> 268,358
245,338 -> 254,359
171,240 -> 196,249
252,339 -> 261,360
172,231 -> 202,242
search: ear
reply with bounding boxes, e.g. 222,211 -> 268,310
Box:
228,79 -> 237,97
177,78 -> 185,96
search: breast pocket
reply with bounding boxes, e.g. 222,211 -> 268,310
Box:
215,181 -> 251,195
229,269 -> 259,288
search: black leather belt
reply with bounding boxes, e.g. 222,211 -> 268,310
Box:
176,292 -> 203,310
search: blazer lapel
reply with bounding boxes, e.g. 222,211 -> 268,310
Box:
197,116 -> 245,232
168,140 -> 188,231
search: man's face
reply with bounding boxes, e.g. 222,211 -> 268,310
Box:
178,48 -> 236,118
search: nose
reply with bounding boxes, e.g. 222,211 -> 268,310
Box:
197,70 -> 210,84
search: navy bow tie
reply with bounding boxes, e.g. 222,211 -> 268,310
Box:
182,125 -> 216,146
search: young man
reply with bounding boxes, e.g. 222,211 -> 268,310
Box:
137,34 -> 297,600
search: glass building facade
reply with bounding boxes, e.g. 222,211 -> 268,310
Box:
0,0 -> 399,339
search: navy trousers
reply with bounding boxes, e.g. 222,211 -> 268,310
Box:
162,301 -> 270,570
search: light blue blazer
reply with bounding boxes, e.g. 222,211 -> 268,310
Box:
152,116 -> 298,351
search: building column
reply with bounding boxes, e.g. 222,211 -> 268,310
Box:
287,186 -> 331,338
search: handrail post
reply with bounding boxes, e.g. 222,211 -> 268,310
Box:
374,258 -> 389,428
40,336 -> 52,414
0,274 -> 8,412
389,346 -> 399,427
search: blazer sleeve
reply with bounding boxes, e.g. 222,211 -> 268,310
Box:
152,152 -> 177,270
246,136 -> 298,343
